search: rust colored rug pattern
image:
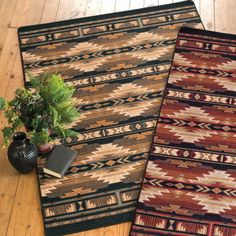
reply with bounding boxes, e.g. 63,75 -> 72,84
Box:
18,2 -> 202,235
130,27 -> 236,236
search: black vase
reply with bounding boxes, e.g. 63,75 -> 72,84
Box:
8,132 -> 38,173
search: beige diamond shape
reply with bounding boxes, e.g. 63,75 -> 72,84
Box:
66,137 -> 72,143
175,183 -> 185,189
106,160 -> 116,166
135,124 -> 142,129
94,103 -> 102,109
183,151 -> 190,157
114,49 -> 121,53
127,97 -> 135,102
188,122 -> 196,127
222,126 -> 231,132
70,167 -> 79,173
212,187 -> 222,194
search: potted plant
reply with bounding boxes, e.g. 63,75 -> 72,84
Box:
0,73 -> 79,153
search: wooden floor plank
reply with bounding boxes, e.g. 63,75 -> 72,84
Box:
57,0 -> 89,21
215,0 -> 236,34
6,172 -> 44,236
5,56 -> 24,100
3,1 -> 50,234
144,0 -> 158,7
159,0 -> 173,4
56,0 -> 76,21
99,0 -> 116,14
192,0 -> 200,13
70,0 -> 88,18
103,220 -> 130,235
129,0 -> 144,10
123,222 -> 131,236
0,0 -> 5,10
40,0 -> 60,23
0,43 -> 24,178
4,49 -> 44,236
200,0 -> 215,30
104,223 -> 127,236
0,30 -> 19,98
114,0 -> 130,12
0,31 -> 34,236
0,0 -> 17,59
25,180 -> 44,236
0,159 -> 19,236
0,39 -> 22,234
0,28 -> 18,179
86,0 -> 103,16
11,0 -> 46,27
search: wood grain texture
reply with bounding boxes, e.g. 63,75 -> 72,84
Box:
144,0 -> 158,7
114,0 -> 130,12
200,0 -> 215,30
0,0 -> 17,58
86,0 -> 102,15
56,0 -> 77,21
40,0 -> 60,23
70,0 -> 88,18
0,0 -> 236,235
215,0 -> 236,33
0,29 -> 23,236
100,0 -> 116,14
129,0 -> 144,9
192,0 -> 200,13
159,0 -> 172,4
0,0 -> 5,9
11,0 -> 46,27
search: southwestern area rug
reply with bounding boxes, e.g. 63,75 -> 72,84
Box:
18,1 -> 203,235
130,27 -> 236,236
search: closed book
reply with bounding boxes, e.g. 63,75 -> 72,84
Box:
43,145 -> 77,178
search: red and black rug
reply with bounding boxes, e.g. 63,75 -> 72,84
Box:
130,27 -> 236,236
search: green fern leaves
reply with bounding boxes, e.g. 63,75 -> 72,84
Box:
0,73 -> 79,146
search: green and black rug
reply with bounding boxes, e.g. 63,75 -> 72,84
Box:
18,1 -> 203,235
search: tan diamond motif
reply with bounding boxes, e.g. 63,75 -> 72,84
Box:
127,97 -> 135,102
135,124 -> 142,129
183,151 -> 189,157
94,103 -> 102,108
66,137 -> 72,143
114,49 -> 121,53
70,167 -> 79,173
121,72 -> 127,77
106,160 -> 116,166
175,183 -> 185,189
222,126 -> 230,132
212,187 -> 222,194
188,122 -> 196,127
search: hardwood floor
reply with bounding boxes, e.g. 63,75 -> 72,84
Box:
0,0 -> 236,235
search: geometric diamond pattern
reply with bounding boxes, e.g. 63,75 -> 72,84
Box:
18,2 -> 203,235
130,27 -> 236,236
